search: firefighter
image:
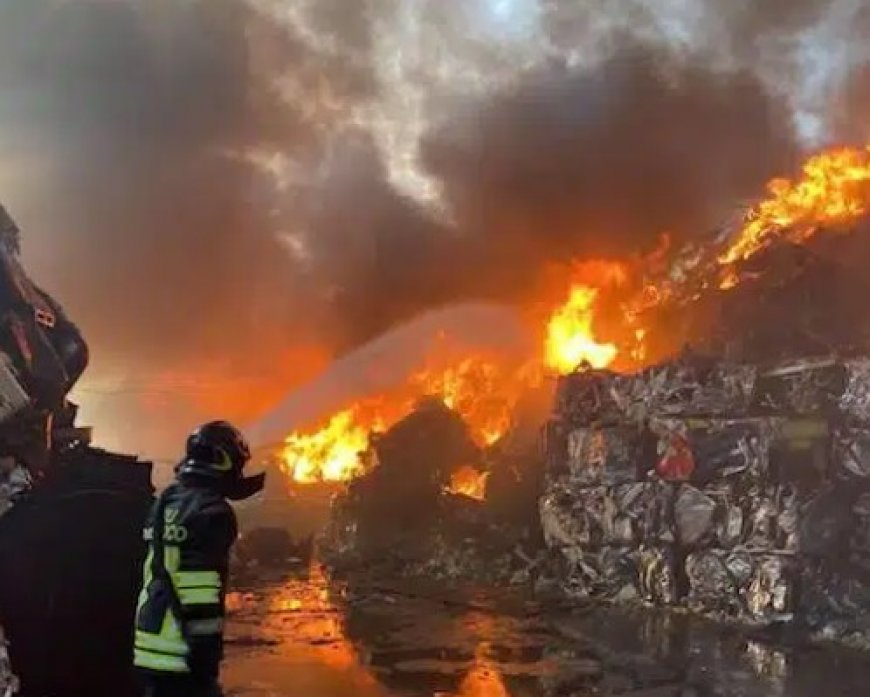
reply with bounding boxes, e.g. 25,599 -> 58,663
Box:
133,421 -> 265,697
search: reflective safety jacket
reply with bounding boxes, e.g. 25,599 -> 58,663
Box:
133,477 -> 237,678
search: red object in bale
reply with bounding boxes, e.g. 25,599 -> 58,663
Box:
657,434 -> 695,481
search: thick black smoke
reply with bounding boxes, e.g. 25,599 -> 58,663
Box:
296,47 -> 800,347
0,0 -> 867,456
423,47 -> 798,292
0,0 -> 308,367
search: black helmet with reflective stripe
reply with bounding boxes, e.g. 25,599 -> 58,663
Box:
177,421 -> 265,500
184,421 -> 250,474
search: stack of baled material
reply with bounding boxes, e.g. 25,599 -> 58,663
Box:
541,354 -> 870,643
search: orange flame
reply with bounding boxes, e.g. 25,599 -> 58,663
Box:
447,465 -> 489,500
544,285 -> 617,373
411,358 -> 539,446
278,143 -> 870,488
721,144 -> 870,264
279,355 -> 538,484
281,409 -> 375,483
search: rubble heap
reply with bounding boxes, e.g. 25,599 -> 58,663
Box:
542,352 -> 870,643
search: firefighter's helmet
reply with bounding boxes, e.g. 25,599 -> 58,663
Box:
177,420 -> 265,500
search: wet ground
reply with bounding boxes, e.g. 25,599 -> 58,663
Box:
223,567 -> 870,697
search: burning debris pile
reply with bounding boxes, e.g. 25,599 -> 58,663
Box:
309,141 -> 870,607
533,144 -> 870,641
320,396 -> 548,584
541,351 -> 870,642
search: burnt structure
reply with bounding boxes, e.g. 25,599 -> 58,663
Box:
0,204 -> 153,697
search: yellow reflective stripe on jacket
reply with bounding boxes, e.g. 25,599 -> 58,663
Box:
174,570 -> 220,589
134,629 -> 188,656
163,545 -> 181,573
134,582 -> 190,675
177,586 -> 220,605
134,648 -> 188,673
135,549 -> 154,620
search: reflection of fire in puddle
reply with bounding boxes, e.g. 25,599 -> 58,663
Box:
262,564 -> 365,671
226,575 -> 555,697
454,611 -> 507,697
452,641 -> 510,697
223,566 -> 388,695
365,598 -> 552,697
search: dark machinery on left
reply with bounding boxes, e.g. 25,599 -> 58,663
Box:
0,204 -> 153,697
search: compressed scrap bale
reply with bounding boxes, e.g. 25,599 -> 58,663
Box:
704,483 -> 745,549
644,419 -> 830,551
553,369 -> 623,426
738,484 -> 815,552
799,561 -> 870,641
554,356 -> 755,425
651,416 -> 827,489
638,545 -> 678,605
753,358 -> 846,415
541,480 -> 675,551
674,484 -> 717,546
752,357 -> 870,422
834,426 -> 870,480
769,418 -> 829,476
655,427 -> 695,481
686,419 -> 770,485
650,417 -> 808,492
603,481 -> 675,545
796,485 -> 855,560
540,486 -> 606,549
560,545 -> 638,602
652,417 -> 795,489
742,487 -> 780,550
775,485 -> 801,552
840,359 -> 870,423
608,357 -> 756,420
543,352 -> 870,631
675,482 -> 847,560
565,426 -> 639,487
686,550 -> 795,621
849,492 -> 870,571
746,555 -> 796,621
685,550 -> 744,615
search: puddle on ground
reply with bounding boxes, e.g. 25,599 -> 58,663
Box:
223,567 -> 870,697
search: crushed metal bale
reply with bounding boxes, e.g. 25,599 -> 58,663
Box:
542,353 -> 870,645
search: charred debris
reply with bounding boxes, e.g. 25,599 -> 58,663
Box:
321,229 -> 870,648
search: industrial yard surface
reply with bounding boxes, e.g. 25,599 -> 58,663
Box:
222,568 -> 870,697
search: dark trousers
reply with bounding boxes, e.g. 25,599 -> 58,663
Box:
140,672 -> 223,697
